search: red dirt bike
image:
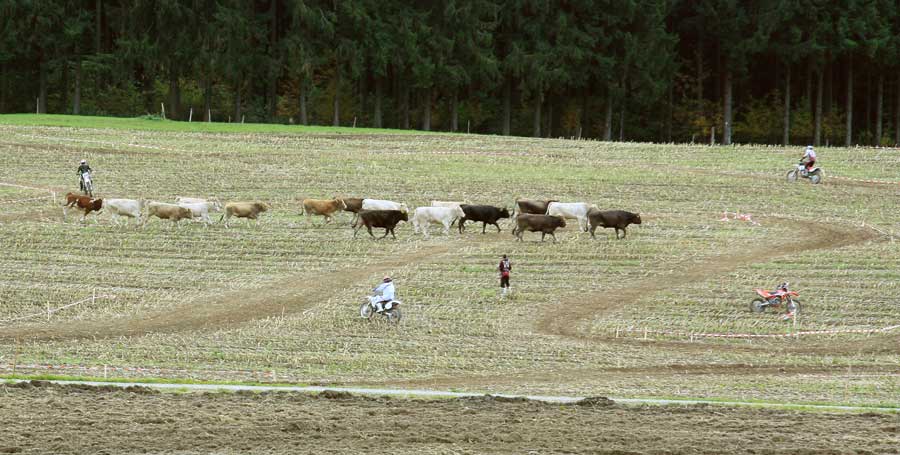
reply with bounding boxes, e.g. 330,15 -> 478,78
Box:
750,288 -> 801,316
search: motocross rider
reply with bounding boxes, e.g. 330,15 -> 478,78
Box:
370,276 -> 395,313
800,146 -> 817,173
77,159 -> 93,192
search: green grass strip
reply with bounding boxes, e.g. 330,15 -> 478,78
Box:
0,114 -> 434,135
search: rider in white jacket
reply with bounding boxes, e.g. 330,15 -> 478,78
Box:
370,276 -> 395,313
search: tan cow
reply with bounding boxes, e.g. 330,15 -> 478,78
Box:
221,201 -> 270,227
143,202 -> 193,227
301,198 -> 347,223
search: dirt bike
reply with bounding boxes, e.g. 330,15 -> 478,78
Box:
750,288 -> 801,316
359,298 -> 402,323
786,161 -> 822,185
80,172 -> 94,197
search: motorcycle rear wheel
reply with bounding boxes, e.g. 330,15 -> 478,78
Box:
809,171 -> 822,185
786,170 -> 798,183
386,308 -> 402,324
750,298 -> 767,313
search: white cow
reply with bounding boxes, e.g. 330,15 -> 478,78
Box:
412,205 -> 465,237
362,198 -> 409,213
177,200 -> 221,225
175,197 -> 222,211
431,200 -> 465,209
105,198 -> 143,225
546,202 -> 598,232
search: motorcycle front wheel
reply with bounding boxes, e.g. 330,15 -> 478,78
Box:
750,298 -> 767,313
359,302 -> 373,319
786,170 -> 798,183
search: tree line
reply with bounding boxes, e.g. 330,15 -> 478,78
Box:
3,0 -> 899,146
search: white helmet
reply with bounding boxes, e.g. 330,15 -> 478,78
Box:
806,145 -> 813,151
80,159 -> 87,164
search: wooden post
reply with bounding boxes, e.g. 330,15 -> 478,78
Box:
36,97 -> 40,114
643,328 -> 648,340
189,107 -> 193,122
103,364 -> 108,379
710,126 -> 715,145
161,102 -> 166,119
241,115 -> 245,124
467,120 -> 470,134
352,116 -> 357,128
208,109 -> 211,122
47,301 -> 51,321
615,327 -> 619,338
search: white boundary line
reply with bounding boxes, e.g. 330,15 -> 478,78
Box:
2,379 -> 897,412
0,293 -> 116,324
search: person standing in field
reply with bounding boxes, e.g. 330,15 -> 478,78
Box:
499,254 -> 512,297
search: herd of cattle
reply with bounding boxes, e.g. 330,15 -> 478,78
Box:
62,193 -> 642,241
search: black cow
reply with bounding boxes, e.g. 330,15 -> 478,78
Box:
512,214 -> 567,242
587,209 -> 642,239
514,198 -> 557,216
354,209 -> 408,239
458,205 -> 511,234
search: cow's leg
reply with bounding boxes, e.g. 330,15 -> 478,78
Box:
589,226 -> 596,240
541,232 -> 546,242
380,228 -> 390,239
458,218 -> 465,234
366,225 -> 376,239
550,231 -> 558,242
389,227 -> 397,240
620,227 -> 627,239
494,222 -> 502,233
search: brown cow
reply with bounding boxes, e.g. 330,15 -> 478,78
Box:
354,209 -> 408,239
512,214 -> 567,242
587,209 -> 642,239
221,201 -> 270,227
143,202 -> 194,227
341,197 -> 364,226
514,198 -> 558,217
302,198 -> 347,223
63,192 -> 103,222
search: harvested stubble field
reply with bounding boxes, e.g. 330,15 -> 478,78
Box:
1,381 -> 899,454
1,118 -> 900,450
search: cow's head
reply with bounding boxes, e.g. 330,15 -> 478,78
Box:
257,202 -> 271,212
399,211 -> 409,222
499,207 -> 510,218
454,206 -> 465,217
92,199 -> 103,210
555,215 -> 566,227
335,198 -> 347,209
632,213 -> 642,225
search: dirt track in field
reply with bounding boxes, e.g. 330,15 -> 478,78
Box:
1,381 -> 897,455
536,217 -> 886,350
0,242 -> 453,341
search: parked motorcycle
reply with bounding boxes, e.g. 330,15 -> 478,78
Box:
786,161 -> 822,184
359,298 -> 402,323
750,287 -> 801,316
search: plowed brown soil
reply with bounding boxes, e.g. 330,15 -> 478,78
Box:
1,382 -> 897,454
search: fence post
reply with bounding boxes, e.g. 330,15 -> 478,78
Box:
47,301 -> 51,321
13,338 -> 19,374
189,107 -> 193,122
643,328 -> 648,340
